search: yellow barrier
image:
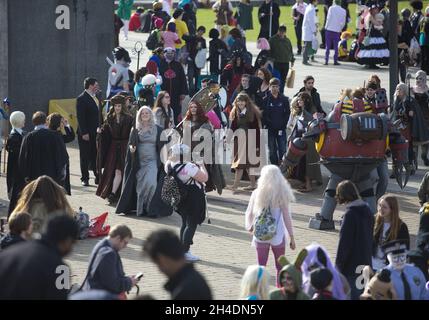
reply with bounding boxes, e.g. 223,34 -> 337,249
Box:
48,99 -> 77,131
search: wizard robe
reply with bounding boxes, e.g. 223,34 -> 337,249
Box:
159,59 -> 189,123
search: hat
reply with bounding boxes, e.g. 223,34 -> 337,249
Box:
141,74 -> 161,87
170,143 -> 190,156
110,94 -> 126,105
381,239 -> 408,256
118,91 -> 134,100
310,268 -> 333,291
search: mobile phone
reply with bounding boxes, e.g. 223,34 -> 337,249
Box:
136,272 -> 144,280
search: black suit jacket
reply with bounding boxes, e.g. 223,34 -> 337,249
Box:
18,128 -> 68,187
76,91 -> 100,136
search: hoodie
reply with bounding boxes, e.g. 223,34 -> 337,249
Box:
269,264 -> 310,300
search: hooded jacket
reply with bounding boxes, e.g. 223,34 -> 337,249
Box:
269,264 -> 310,300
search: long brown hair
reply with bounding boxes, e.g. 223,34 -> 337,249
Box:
256,68 -> 272,84
230,92 -> 261,123
11,175 -> 75,218
184,101 -> 209,123
374,194 -> 402,243
153,91 -> 172,128
106,98 -> 130,123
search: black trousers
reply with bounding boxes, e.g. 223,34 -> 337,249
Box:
180,214 -> 198,252
274,62 -> 289,94
187,60 -> 202,96
294,21 -> 303,54
78,133 -> 98,182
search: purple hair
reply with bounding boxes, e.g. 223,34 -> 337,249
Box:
257,38 -> 270,51
301,242 -> 348,300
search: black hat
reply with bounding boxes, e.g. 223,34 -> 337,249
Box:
381,239 -> 408,256
310,268 -> 333,291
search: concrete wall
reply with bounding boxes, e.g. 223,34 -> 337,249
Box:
1,0 -> 114,127
0,0 -> 8,105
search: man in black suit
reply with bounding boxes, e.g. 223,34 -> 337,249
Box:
18,112 -> 69,188
76,77 -> 101,186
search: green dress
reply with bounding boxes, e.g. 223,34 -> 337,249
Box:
117,0 -> 134,21
237,2 -> 253,30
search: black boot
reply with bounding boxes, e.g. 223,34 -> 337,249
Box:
108,193 -> 118,205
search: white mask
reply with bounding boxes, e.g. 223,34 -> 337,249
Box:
387,252 -> 407,271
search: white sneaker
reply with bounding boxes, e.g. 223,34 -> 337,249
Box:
185,251 -> 200,262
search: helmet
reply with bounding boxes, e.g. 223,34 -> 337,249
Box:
3,97 -> 10,105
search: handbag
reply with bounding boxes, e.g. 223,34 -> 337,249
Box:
286,68 -> 295,89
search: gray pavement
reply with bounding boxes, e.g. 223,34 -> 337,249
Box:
0,31 -> 425,300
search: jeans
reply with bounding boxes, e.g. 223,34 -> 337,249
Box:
180,214 -> 198,252
303,41 -> 312,64
273,62 -> 289,94
268,129 -> 287,165
325,30 -> 340,63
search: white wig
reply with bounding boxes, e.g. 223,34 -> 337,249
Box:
253,165 -> 296,214
10,111 -> 25,129
239,265 -> 270,300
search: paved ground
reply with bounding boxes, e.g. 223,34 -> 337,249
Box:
0,32 -> 425,300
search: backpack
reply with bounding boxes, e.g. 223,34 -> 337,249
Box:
146,30 -> 160,50
161,163 -> 191,209
253,207 -> 277,241
75,207 -> 90,240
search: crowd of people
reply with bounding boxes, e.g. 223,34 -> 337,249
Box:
1,0 -> 429,301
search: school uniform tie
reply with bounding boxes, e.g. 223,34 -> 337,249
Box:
400,271 -> 412,300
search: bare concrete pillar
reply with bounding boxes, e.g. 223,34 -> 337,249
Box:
0,0 -> 114,128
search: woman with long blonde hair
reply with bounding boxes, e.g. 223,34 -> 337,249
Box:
372,194 -> 410,271
11,175 -> 75,235
116,106 -> 166,217
245,165 -> 296,286
229,93 -> 262,193
239,265 -> 270,300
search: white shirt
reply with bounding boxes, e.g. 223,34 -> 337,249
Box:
245,190 -> 294,247
372,222 -> 391,271
164,160 -> 204,189
292,2 -> 307,16
325,4 -> 347,33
